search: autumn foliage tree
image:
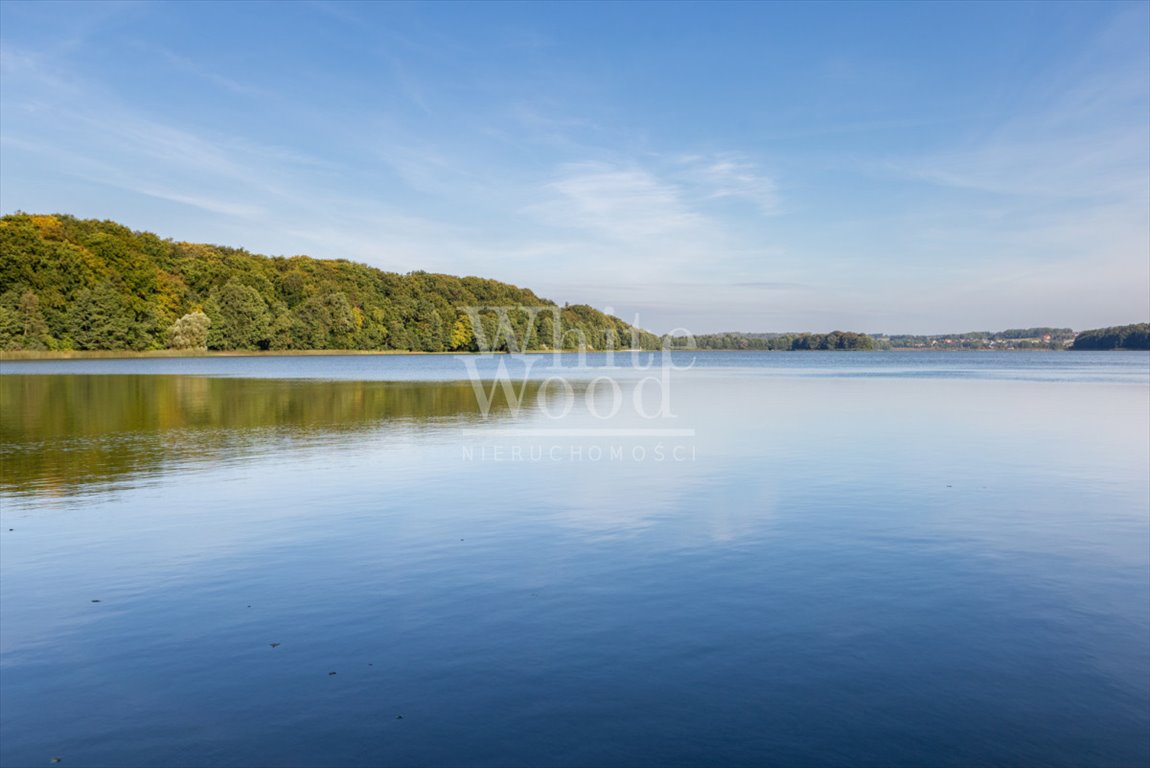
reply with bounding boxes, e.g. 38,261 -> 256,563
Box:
0,213 -> 662,353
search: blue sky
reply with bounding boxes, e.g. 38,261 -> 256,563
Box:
1,1 -> 1147,334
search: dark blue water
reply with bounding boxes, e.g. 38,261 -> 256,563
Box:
1,352 -> 1147,767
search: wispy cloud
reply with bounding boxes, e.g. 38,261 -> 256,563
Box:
526,162 -> 707,242
729,281 -> 805,289
675,153 -> 780,214
894,128 -> 1147,201
887,9 -> 1148,205
3,1 -> 1144,333
149,45 -> 258,95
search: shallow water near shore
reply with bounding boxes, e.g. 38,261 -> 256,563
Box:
1,351 -> 1148,767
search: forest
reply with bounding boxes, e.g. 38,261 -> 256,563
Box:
0,214 -> 660,353
683,331 -> 877,350
1070,324 -> 1150,350
7,214 -> 1139,356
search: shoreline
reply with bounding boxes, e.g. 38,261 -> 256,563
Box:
2,347 -> 1137,361
0,348 -> 654,361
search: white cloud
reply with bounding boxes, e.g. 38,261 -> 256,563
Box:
526,162 -> 707,242
676,153 -> 780,214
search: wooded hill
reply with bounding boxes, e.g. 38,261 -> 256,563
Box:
1070,324 -> 1150,350
0,214 -> 660,353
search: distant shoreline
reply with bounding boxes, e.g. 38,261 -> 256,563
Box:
3,347 -> 1143,362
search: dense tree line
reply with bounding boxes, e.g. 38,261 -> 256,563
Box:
1071,324 -> 1150,350
995,327 -> 1075,341
0,214 -> 660,353
889,328 -> 1074,350
683,331 -> 877,350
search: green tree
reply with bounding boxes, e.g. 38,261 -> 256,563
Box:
0,289 -> 52,350
17,290 -> 51,349
0,302 -> 19,350
67,283 -> 146,350
289,292 -> 356,349
168,311 -> 211,350
204,281 -> 272,350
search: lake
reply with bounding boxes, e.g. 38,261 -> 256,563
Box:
1,351 -> 1148,767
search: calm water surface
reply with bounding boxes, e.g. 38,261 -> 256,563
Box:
1,352 -> 1147,767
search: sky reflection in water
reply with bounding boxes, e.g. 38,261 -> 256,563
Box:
1,352 -> 1147,767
